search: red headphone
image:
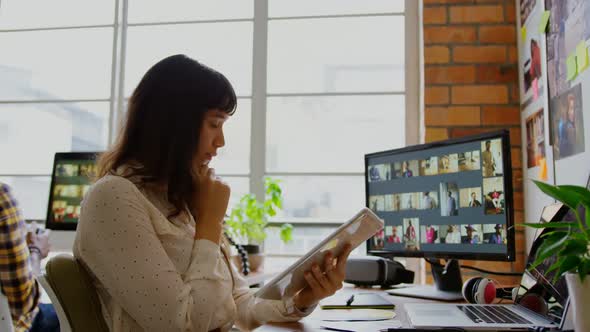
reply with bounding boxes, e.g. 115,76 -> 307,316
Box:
462,277 -> 517,304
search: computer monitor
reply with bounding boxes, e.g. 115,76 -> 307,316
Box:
365,130 -> 515,300
45,152 -> 99,250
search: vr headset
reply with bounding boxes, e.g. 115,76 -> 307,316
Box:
345,256 -> 414,287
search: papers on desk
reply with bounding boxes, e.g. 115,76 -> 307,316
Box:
320,319 -> 402,332
320,308 -> 396,321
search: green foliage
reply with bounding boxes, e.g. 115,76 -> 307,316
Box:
522,181 -> 590,282
225,178 -> 293,245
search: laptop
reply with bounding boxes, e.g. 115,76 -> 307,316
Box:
404,203 -> 572,331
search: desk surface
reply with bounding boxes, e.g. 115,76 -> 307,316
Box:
254,285 -> 440,331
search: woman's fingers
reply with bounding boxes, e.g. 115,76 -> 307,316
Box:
336,243 -> 353,271
304,271 -> 322,292
311,265 -> 331,291
324,252 -> 334,272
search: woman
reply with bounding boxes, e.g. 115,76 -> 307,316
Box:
74,55 -> 352,332
468,192 -> 481,207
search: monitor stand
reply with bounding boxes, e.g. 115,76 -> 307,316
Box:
388,259 -> 464,301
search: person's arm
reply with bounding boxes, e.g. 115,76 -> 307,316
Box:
0,184 -> 40,321
230,255 -> 316,331
231,243 -> 353,331
76,177 -> 231,331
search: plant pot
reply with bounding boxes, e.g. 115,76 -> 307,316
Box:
565,273 -> 590,332
231,244 -> 265,273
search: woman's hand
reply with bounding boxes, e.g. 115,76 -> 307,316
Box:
293,243 -> 353,310
193,165 -> 230,243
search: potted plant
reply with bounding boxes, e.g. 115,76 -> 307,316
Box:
523,180 -> 590,331
225,177 -> 293,273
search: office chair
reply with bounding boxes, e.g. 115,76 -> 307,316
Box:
41,254 -> 108,332
0,290 -> 14,332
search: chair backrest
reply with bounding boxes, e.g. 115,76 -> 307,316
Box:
38,275 -> 71,332
43,254 -> 109,332
0,289 -> 14,332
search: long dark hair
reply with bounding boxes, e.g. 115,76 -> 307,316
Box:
98,54 -> 237,217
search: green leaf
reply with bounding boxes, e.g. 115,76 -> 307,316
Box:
529,233 -> 569,270
540,230 -> 568,239
267,206 -> 276,217
556,256 -> 581,282
546,257 -> 563,274
224,177 -> 288,244
586,206 -> 590,230
560,239 -> 588,256
280,223 -> 293,243
533,181 -> 581,210
558,185 -> 590,207
523,222 -> 578,229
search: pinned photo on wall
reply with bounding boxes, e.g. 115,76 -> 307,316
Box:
526,108 -> 547,168
520,0 -> 538,26
545,0 -> 590,98
522,37 -> 544,105
549,83 -> 585,160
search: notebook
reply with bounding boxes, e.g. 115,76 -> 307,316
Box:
320,293 -> 395,310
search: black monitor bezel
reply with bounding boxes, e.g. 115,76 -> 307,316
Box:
45,152 -> 99,231
364,129 -> 515,262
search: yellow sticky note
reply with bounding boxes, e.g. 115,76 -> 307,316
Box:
576,41 -> 589,73
538,11 -> 550,33
521,26 -> 527,41
539,158 -> 548,181
566,54 -> 577,81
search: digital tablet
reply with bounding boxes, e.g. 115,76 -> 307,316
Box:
255,207 -> 384,300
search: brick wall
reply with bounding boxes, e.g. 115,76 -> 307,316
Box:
423,0 -> 524,286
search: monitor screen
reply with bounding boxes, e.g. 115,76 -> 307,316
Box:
365,130 -> 515,261
46,152 -> 99,230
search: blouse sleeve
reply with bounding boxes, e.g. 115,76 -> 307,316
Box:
76,176 -> 229,332
229,259 -> 316,331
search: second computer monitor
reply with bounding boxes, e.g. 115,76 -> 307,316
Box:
46,152 -> 100,231
365,130 -> 515,262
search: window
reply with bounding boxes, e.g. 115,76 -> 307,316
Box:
0,1 -> 420,260
262,0 -> 420,261
0,0 -> 115,219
